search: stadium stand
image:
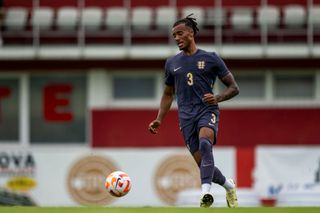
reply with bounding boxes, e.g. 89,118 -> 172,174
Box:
1,0 -> 320,45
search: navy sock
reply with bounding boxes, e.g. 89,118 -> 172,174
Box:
212,166 -> 226,186
199,137 -> 214,184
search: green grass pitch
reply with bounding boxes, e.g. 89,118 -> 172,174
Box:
0,207 -> 319,213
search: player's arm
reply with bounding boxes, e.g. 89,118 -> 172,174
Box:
203,73 -> 239,105
216,73 -> 239,102
148,85 -> 174,134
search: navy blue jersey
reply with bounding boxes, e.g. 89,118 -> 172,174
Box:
165,49 -> 230,123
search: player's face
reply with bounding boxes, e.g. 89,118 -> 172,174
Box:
172,23 -> 194,50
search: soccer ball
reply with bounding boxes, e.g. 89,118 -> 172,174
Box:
105,171 -> 131,197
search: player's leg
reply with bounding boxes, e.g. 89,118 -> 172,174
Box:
198,127 -> 215,190
198,111 -> 238,208
198,111 -> 217,197
191,150 -> 214,208
193,146 -> 237,207
195,111 -> 219,207
193,151 -> 237,207
198,127 -> 215,207
212,166 -> 238,208
225,179 -> 238,208
181,122 -> 214,208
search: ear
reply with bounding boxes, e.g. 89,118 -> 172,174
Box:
188,27 -> 194,34
186,28 -> 194,37
188,30 -> 195,39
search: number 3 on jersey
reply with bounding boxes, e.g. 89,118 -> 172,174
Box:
187,72 -> 193,86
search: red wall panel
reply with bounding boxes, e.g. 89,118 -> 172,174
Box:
84,0 -> 124,7
92,108 -> 320,148
176,0 -> 215,7
4,0 -> 33,8
236,147 -> 255,187
221,0 -> 262,7
92,109 -> 184,148
131,0 -> 170,7
267,0 -> 308,7
219,108 -> 320,146
39,0 -> 78,8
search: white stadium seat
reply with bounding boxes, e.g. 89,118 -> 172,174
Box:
230,7 -> 254,31
283,5 -> 306,28
4,7 -> 28,31
105,7 -> 128,29
155,6 -> 177,29
205,7 -> 227,27
31,7 -> 54,30
181,6 -> 205,27
81,7 -> 103,30
131,7 -> 153,30
56,7 -> 79,30
257,6 -> 280,29
308,6 -> 320,29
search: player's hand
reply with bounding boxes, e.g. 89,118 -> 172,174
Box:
148,120 -> 161,134
202,93 -> 220,105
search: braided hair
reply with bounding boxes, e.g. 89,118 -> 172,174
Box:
173,14 -> 199,35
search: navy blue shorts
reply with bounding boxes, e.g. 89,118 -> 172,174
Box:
180,109 -> 219,155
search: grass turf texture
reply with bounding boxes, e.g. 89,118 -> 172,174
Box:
0,207 -> 319,213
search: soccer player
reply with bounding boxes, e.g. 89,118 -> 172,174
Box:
148,15 -> 239,208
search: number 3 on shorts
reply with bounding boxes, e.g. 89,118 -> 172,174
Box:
211,113 -> 216,124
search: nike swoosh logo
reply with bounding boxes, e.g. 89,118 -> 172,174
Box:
174,67 -> 182,72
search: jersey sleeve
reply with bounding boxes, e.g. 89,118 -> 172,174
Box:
164,59 -> 174,86
212,52 -> 230,78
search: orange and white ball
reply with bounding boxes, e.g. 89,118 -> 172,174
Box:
105,171 -> 131,197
